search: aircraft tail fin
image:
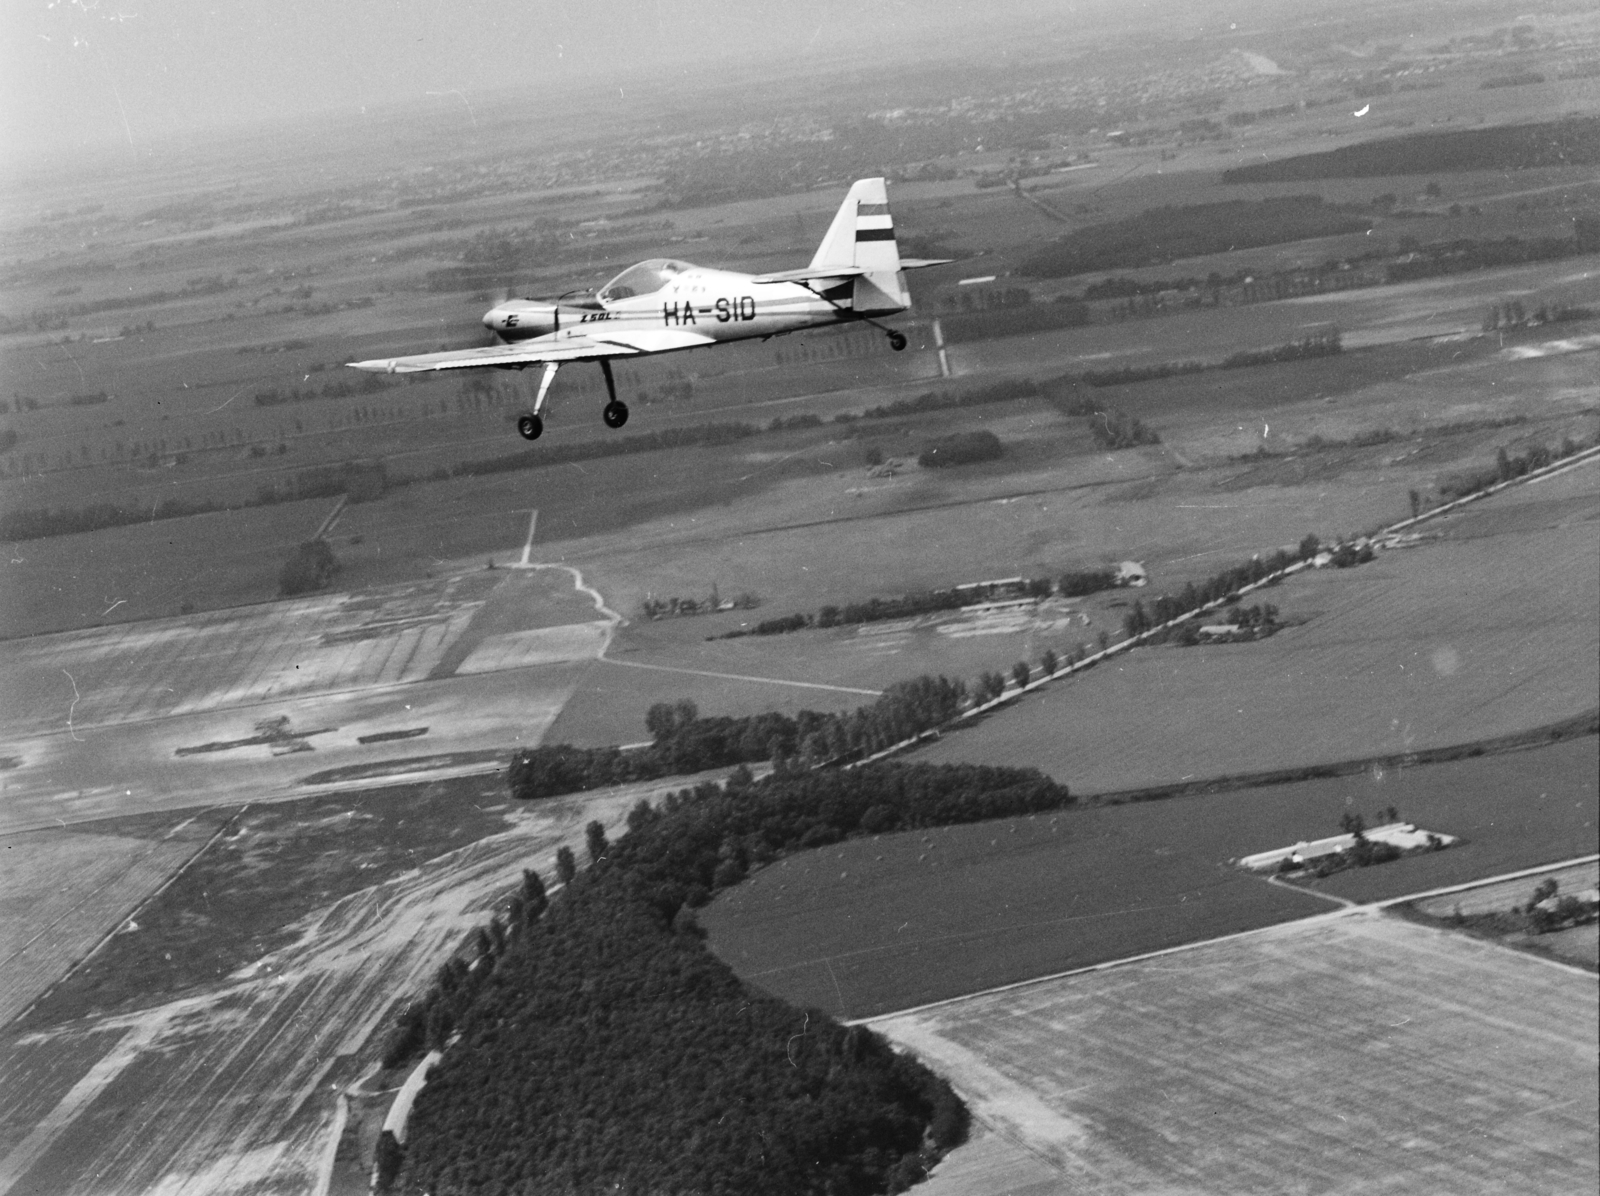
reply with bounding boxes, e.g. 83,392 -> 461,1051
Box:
808,177 -> 901,274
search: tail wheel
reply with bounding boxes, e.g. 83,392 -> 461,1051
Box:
517,413 -> 544,440
888,331 -> 908,352
602,400 -> 629,429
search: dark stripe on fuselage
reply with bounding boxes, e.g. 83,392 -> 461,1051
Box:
855,228 -> 896,241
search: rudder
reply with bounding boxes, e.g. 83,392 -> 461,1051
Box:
808,178 -> 902,274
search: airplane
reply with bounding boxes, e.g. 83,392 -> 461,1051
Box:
348,178 -> 949,440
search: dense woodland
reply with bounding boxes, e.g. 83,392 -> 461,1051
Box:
395,762 -> 1071,1194
1220,117 -> 1600,183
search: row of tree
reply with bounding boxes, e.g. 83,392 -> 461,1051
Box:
1120,538 -> 1324,641
1438,434 -> 1596,501
1482,301 -> 1594,331
508,677 -> 971,801
1220,330 -> 1343,370
1386,233 -> 1590,284
717,571 -> 1144,643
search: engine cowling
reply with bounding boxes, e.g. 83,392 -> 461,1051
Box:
483,300 -> 561,342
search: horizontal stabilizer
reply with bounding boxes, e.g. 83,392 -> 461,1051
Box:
898,258 -> 956,270
750,266 -> 868,285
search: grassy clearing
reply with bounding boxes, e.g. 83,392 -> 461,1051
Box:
705,736 -> 1598,1019
872,913 -> 1599,1195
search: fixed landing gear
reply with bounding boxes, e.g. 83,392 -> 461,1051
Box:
510,356 -> 631,441
598,359 -> 628,429
887,330 -> 908,352
517,360 -> 562,441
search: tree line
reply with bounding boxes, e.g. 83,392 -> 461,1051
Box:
508,676 -> 971,802
392,760 -> 1072,1194
716,571 -> 1146,643
1437,433 -> 1597,502
1385,233 -> 1589,284
1120,536 -> 1325,642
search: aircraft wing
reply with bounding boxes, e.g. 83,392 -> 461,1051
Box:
586,329 -> 716,353
347,328 -> 712,374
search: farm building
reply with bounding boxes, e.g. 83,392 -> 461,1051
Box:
1237,822 -> 1456,871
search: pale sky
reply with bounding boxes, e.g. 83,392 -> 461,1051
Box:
2,0 -> 1165,170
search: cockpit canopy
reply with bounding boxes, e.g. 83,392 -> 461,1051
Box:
598,259 -> 694,303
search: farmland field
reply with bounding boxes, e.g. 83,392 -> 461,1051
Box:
704,735 -> 1598,1019
912,460 -> 1600,793
0,814 -> 229,1027
873,913 -> 1599,1196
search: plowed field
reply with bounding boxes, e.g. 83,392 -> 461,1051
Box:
877,913 -> 1599,1196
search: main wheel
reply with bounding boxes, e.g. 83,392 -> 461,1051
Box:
602,400 -> 629,429
517,413 -> 543,441
888,331 -> 908,352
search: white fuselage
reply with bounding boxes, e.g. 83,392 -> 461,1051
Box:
484,266 -> 897,350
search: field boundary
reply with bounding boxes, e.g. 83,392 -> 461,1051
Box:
9,804 -> 247,1028
849,854 -> 1600,1026
858,442 -> 1600,767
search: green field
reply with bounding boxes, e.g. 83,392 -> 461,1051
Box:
703,735 -> 1598,1018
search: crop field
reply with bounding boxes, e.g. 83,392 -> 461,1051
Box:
0,494 -> 339,639
704,735 -> 1598,1019
0,771 -> 698,1195
873,913 -> 1599,1196
913,465 -> 1600,793
0,814 -> 228,1027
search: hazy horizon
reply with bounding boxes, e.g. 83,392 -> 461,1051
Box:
5,0 -> 1188,177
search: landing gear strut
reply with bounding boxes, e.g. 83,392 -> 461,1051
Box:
517,361 -> 562,441
599,359 -> 628,429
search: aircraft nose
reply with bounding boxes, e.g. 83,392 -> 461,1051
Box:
483,306 -> 505,331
